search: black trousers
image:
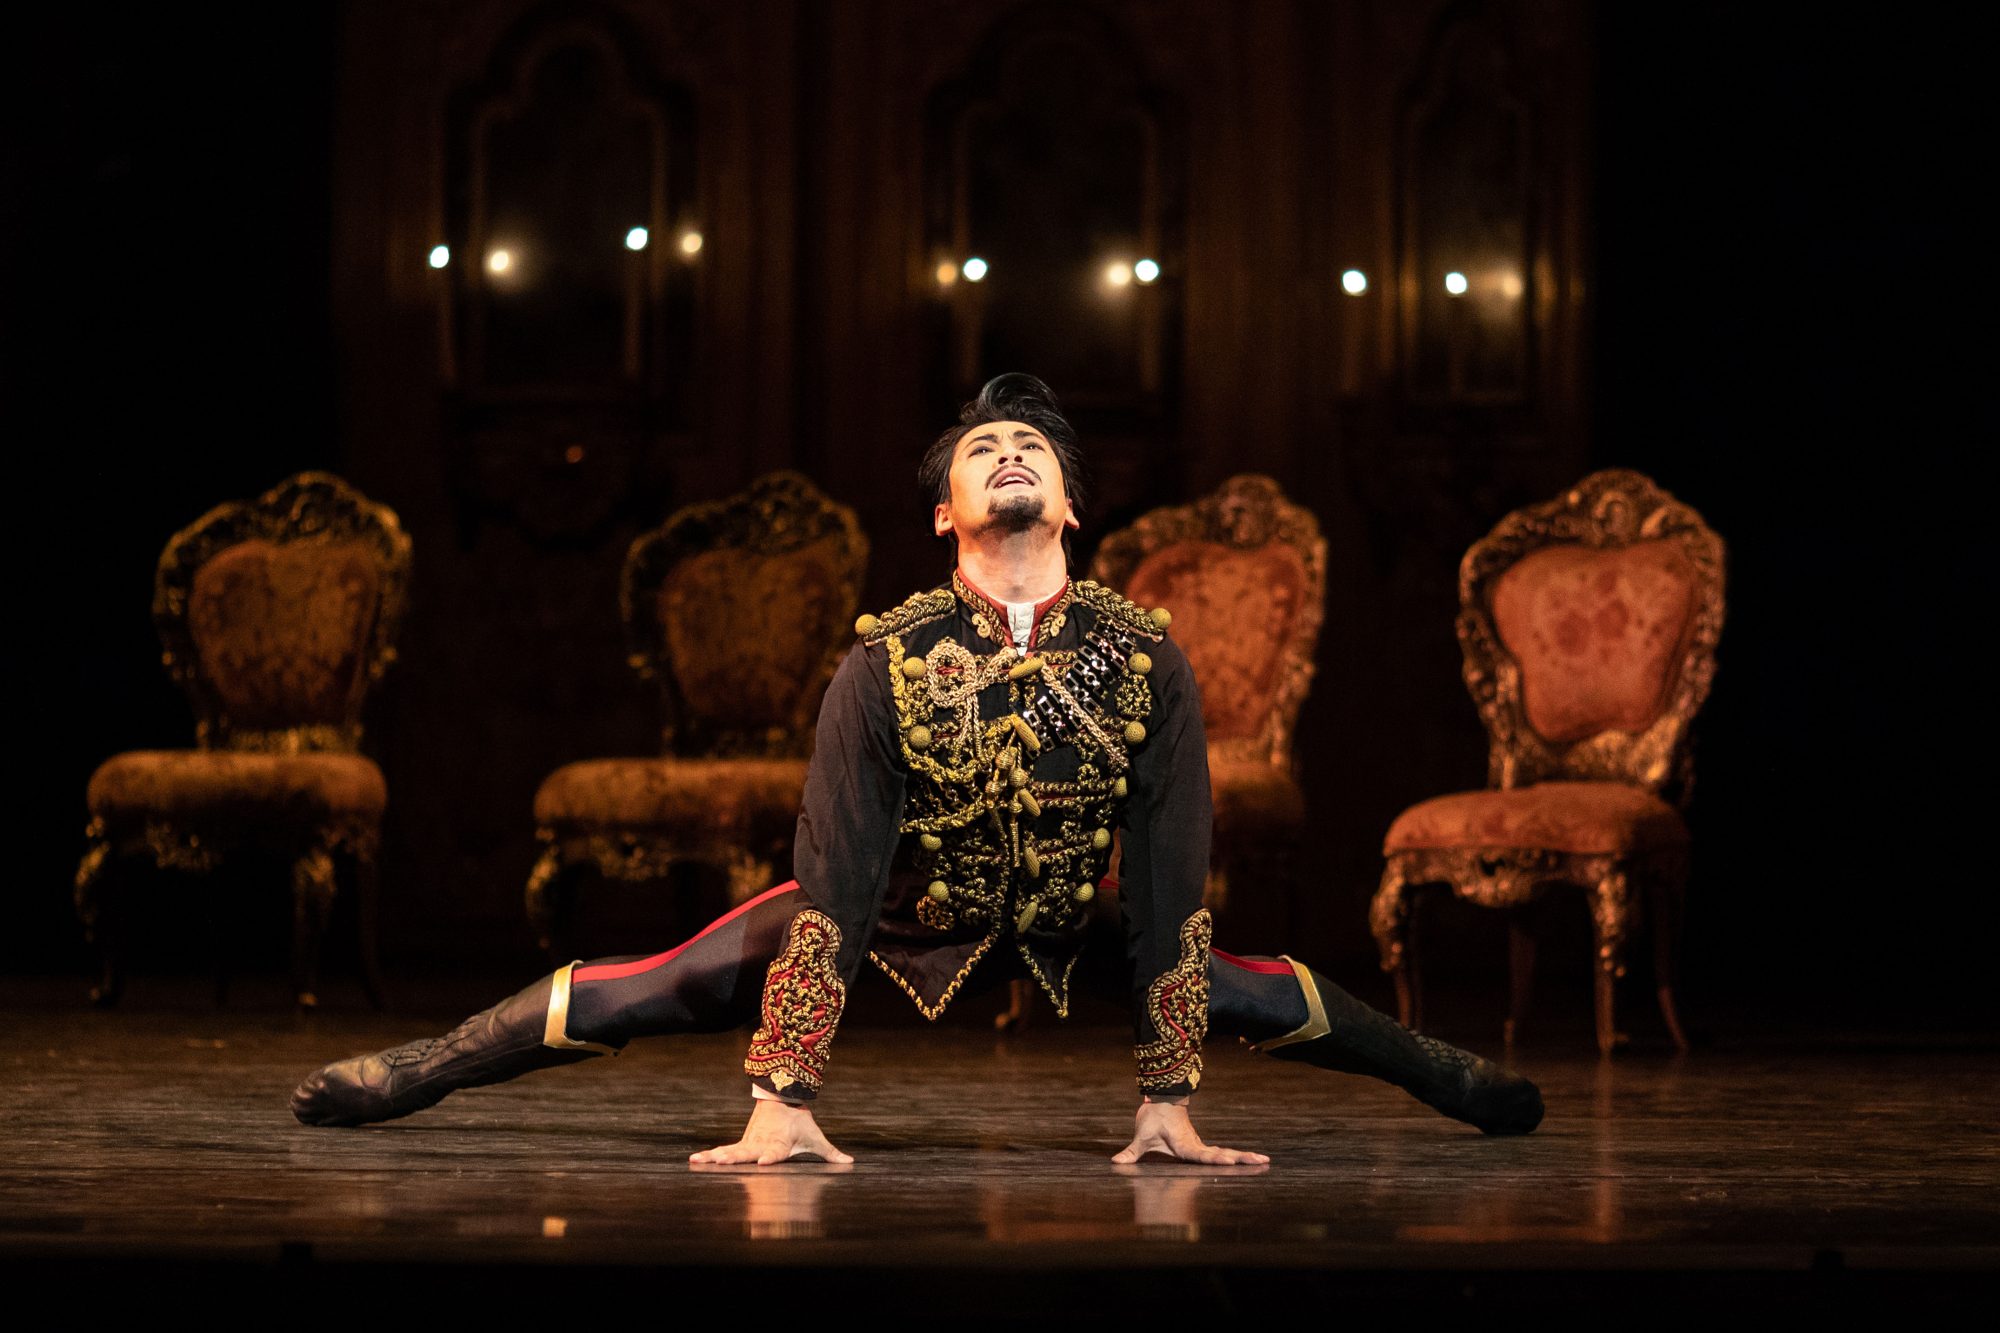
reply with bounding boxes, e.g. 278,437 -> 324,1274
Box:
562,881 -> 1311,1053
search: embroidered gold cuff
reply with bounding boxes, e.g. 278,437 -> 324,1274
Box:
744,909 -> 847,1094
1134,908 -> 1212,1094
543,962 -> 621,1056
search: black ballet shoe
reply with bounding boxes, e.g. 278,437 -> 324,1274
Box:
290,969 -> 616,1127
1255,961 -> 1545,1136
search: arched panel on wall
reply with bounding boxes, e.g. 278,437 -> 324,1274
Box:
441,4 -> 697,544
1395,1 -> 1539,412
1334,0 -> 1590,601
924,4 -> 1185,430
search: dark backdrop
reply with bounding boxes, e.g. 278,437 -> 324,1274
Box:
12,2 -> 1989,1032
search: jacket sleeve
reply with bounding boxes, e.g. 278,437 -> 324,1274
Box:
1114,632 -> 1215,1100
744,640 -> 907,1103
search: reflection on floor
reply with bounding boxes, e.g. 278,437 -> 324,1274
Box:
1,991 -> 1993,1311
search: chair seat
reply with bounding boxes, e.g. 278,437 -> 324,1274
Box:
534,757 -> 809,835
1383,781 -> 1687,856
1209,758 -> 1307,834
87,750 -> 387,821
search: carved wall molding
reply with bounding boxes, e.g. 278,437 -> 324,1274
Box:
924,2 -> 1185,421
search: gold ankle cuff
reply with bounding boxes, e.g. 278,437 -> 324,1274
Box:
544,962 -> 621,1056
1248,957 -> 1330,1054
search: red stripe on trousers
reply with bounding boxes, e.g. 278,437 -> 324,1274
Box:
1213,947 -> 1294,976
572,881 -> 802,983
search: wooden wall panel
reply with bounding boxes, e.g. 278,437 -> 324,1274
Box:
328,0 -> 1595,975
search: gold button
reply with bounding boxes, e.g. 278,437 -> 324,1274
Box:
1113,776 -> 1128,798
1148,607 -> 1173,630
1016,789 -> 1043,818
1010,767 -> 1029,788
901,657 -> 928,680
908,724 -> 933,750
1074,883 -> 1095,903
920,833 -> 943,851
1008,715 -> 1041,751
1124,721 -> 1147,745
927,881 -> 950,902
1091,827 -> 1112,850
1023,847 -> 1042,877
1007,655 -> 1045,681
854,614 -> 880,637
1128,652 -> 1152,676
1016,901 -> 1038,933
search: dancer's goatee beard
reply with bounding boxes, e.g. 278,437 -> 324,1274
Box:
985,491 -> 1046,534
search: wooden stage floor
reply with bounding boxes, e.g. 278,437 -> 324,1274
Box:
2,988 -> 1993,1312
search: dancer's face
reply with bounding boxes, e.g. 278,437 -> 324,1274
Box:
932,420 -> 1080,545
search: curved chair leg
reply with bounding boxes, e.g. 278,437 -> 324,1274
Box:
995,978 -> 1034,1034
525,836 -> 572,958
355,848 -> 388,1011
291,839 -> 339,1009
1370,860 -> 1420,1032
1589,866 -> 1634,1057
724,851 -> 775,907
1505,910 -> 1538,1050
205,873 -> 234,1008
1201,864 -> 1230,915
1650,860 -> 1692,1053
75,821 -> 123,1008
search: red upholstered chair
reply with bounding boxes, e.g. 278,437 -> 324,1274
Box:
1370,470 -> 1724,1055
525,472 -> 867,955
78,473 -> 411,1007
1090,474 -> 1327,913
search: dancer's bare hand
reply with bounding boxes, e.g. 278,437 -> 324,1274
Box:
690,1098 -> 853,1166
1111,1102 -> 1269,1166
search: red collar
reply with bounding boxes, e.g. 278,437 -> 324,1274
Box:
952,569 -> 1073,651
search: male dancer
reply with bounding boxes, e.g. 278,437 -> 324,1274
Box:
292,374 -> 1542,1165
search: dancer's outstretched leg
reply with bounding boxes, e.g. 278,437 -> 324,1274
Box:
290,882 -> 807,1127
1208,948 -> 1544,1135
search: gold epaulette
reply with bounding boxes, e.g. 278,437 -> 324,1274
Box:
854,586 -> 954,645
1072,579 -> 1169,638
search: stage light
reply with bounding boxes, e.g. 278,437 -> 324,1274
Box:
1444,270 -> 1468,296
1134,258 -> 1160,284
564,445 -> 586,464
428,245 -> 450,270
936,260 -> 959,287
625,227 -> 649,251
679,230 -> 704,256
962,257 -> 988,282
1497,269 -> 1525,300
1341,269 -> 1367,295
487,248 -> 513,275
1106,261 -> 1133,287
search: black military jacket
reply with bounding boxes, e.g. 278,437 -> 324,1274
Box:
753,572 -> 1214,1101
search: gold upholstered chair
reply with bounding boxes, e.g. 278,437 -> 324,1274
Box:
1371,470 -> 1724,1056
1090,474 -> 1327,914
77,473 -> 411,1008
525,472 -> 867,955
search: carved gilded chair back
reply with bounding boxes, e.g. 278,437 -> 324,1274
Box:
622,472 -> 867,758
1458,469 -> 1725,798
154,472 -> 412,754
1090,475 -> 1326,768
